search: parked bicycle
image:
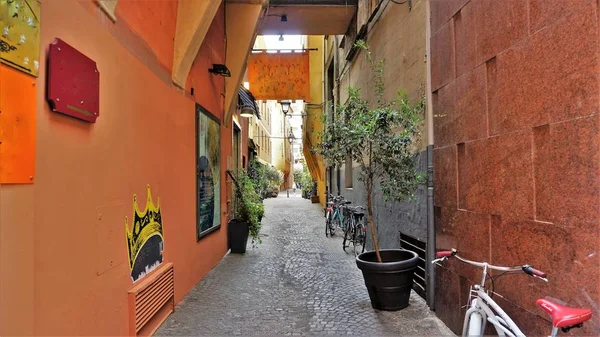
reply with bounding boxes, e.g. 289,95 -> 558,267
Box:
324,194 -> 350,237
432,249 -> 592,337
342,205 -> 366,256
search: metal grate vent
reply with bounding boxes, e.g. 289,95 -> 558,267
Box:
400,233 -> 427,299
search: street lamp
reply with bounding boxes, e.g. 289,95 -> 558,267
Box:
287,130 -> 295,144
280,100 -> 292,115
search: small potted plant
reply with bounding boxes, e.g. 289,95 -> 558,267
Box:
317,40 -> 425,311
227,170 -> 265,254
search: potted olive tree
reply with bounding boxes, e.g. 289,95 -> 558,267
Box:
227,170 -> 265,253
317,40 -> 425,311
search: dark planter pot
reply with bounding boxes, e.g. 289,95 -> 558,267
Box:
356,249 -> 419,311
228,219 -> 249,254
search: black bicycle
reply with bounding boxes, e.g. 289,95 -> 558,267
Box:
342,205 -> 366,256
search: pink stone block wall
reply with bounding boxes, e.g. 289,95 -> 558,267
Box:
431,0 -> 600,334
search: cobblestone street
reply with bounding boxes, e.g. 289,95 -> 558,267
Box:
157,194 -> 453,336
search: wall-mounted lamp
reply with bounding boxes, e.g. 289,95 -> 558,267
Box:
239,105 -> 255,118
238,86 -> 258,118
209,64 -> 231,77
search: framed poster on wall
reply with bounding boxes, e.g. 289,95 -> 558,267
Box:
196,104 -> 221,240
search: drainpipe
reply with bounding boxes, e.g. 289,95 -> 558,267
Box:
425,0 -> 436,310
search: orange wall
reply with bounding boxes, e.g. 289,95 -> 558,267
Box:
0,0 -> 231,335
186,5 -> 226,115
116,0 -> 178,74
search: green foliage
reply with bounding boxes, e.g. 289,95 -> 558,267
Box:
317,40 -> 426,203
265,165 -> 284,187
293,167 -> 303,184
230,170 -> 265,245
248,159 -> 284,199
297,162 -> 314,198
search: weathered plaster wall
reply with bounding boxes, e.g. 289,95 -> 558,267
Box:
431,0 -> 600,334
334,0 -> 428,245
340,152 -> 428,249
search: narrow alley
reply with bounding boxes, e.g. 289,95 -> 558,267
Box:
157,194 -> 452,336
3,0 -> 599,335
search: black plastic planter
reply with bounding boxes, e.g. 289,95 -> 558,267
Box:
228,219 -> 249,254
356,249 -> 419,311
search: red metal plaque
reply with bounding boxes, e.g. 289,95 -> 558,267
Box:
47,38 -> 100,123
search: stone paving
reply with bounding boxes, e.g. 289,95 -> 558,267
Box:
157,193 -> 454,336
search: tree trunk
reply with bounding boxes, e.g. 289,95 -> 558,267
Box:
366,185 -> 382,263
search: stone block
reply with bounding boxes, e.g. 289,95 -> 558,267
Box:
434,266 -> 463,334
454,1 -> 477,77
455,65 -> 487,143
458,131 -> 534,219
431,21 -> 455,91
435,206 -> 490,283
529,0 -> 593,33
533,115 -> 600,228
488,3 -> 598,135
490,216 -> 599,332
475,0 -> 528,64
431,0 -> 469,33
433,81 -> 456,148
434,146 -> 457,207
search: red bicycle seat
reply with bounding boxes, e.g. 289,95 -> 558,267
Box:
536,299 -> 592,328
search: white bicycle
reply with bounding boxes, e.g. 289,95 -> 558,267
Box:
433,249 -> 592,337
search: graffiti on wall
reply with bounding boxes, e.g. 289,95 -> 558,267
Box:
125,185 -> 164,282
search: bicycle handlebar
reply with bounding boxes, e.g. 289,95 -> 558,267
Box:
433,249 -> 548,282
436,250 -> 456,258
522,265 -> 547,278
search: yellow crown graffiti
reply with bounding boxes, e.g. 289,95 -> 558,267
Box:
125,185 -> 164,271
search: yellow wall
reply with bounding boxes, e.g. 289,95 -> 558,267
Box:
251,100 -> 273,164
270,101 -> 285,171
303,35 -> 326,206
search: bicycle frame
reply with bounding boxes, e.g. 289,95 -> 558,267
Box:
463,286 -> 524,337
331,207 -> 343,227
433,251 -> 559,337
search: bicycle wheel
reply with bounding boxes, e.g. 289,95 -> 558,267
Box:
328,214 -> 336,236
336,211 -> 344,231
342,217 -> 354,251
328,212 -> 337,236
353,221 -> 366,256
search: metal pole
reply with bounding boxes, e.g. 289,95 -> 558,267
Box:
425,0 -> 436,311
426,145 -> 435,309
